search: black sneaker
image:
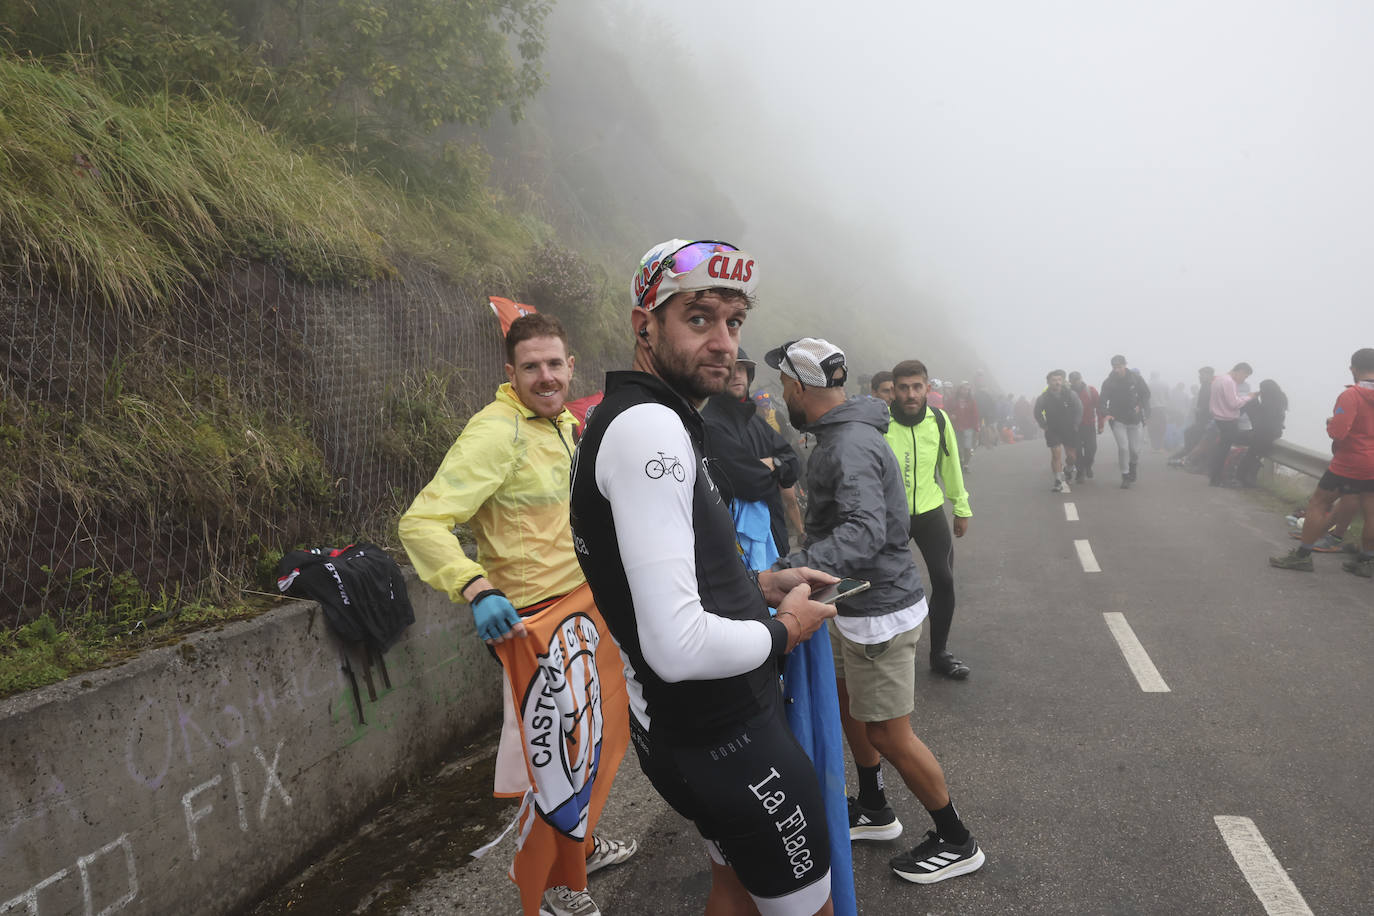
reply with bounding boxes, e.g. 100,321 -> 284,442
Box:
848,796 -> 903,841
1051,479 -> 1064,492
1086,468 -> 1094,479
930,651 -> 971,680
890,830 -> 986,884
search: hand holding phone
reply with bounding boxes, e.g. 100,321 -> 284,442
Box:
808,578 -> 871,605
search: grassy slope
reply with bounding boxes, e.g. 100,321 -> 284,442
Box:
0,57 -> 558,696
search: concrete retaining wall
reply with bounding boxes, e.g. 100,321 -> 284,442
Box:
0,570 -> 498,916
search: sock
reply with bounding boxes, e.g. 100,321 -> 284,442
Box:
856,763 -> 886,810
1296,545 -> 1314,557
928,800 -> 970,845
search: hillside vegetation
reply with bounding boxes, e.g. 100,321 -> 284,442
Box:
0,0 -> 628,695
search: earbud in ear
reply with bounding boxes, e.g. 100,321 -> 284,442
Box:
639,329 -> 650,339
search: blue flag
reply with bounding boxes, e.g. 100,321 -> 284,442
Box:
782,626 -> 857,916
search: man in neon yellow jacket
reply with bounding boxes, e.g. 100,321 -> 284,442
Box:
398,312 -> 635,916
882,359 -> 974,680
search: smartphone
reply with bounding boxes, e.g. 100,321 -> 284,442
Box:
810,578 -> 871,605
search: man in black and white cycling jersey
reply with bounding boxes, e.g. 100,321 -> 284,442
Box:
571,239 -> 840,916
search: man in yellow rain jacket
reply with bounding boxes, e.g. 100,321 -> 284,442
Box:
882,360 -> 974,681
398,312 -> 635,916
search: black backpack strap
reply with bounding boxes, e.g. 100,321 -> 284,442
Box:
933,407 -> 950,457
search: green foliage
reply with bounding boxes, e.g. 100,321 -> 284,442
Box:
265,0 -> 553,130
0,56 -> 398,310
0,596 -> 269,699
0,0 -> 552,153
378,370 -> 470,478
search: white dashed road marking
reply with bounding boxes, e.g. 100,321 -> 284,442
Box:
1064,502 -> 1079,521
1074,538 -> 1099,572
1102,612 -> 1169,692
1213,816 -> 1314,916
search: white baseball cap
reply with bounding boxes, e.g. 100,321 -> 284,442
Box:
764,338 -> 849,388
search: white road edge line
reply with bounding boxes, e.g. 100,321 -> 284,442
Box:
1074,538 -> 1099,572
1064,502 -> 1079,521
1102,612 -> 1170,692
1213,816 -> 1314,916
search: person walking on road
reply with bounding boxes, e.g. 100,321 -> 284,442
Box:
1169,367 -> 1216,467
973,375 -> 998,451
1068,371 -> 1099,481
947,382 -> 980,469
1034,369 -> 1082,492
571,239 -> 842,916
1206,362 -> 1256,486
398,313 -> 637,916
883,360 -> 974,680
1270,347 -> 1374,577
769,339 -> 987,887
1098,355 -> 1151,489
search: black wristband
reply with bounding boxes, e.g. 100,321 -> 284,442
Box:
765,617 -> 790,657
469,588 -> 506,605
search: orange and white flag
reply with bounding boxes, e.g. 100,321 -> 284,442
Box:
489,296 -> 537,335
492,584 -> 629,915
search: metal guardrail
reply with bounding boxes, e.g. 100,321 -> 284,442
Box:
1269,439 -> 1329,478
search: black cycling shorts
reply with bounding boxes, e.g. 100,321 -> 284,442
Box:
1044,427 -> 1077,449
1318,469 -> 1374,494
630,701 -> 831,909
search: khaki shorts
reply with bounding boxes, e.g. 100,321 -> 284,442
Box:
828,620 -> 922,722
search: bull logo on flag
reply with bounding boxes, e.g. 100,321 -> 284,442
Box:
520,612 -> 605,838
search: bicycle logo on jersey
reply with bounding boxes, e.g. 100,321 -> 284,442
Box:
644,451 -> 686,482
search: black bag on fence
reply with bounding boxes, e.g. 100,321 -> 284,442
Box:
275,543 -> 415,652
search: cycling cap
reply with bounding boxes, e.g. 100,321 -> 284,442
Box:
631,239 -> 758,311
764,338 -> 848,388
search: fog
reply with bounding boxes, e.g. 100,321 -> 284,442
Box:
529,0 -> 1374,450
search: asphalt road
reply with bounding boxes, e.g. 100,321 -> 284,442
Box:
247,439 -> 1373,916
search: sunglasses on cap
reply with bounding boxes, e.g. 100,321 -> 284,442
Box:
776,339 -> 848,390
635,240 -> 738,310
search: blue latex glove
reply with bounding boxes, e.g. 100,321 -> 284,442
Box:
472,592 -> 520,642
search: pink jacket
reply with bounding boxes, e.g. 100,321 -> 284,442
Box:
1210,374 -> 1251,421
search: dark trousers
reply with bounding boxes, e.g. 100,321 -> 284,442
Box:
910,506 -> 956,656
1076,422 -> 1097,472
1236,432 -> 1279,485
1209,419 -> 1241,484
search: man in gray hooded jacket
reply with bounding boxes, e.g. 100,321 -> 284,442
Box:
766,337 -> 986,888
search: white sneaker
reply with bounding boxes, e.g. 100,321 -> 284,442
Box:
585,834 -> 638,874
540,885 -> 601,916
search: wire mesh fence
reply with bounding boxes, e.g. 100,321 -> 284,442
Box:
0,261 -> 533,631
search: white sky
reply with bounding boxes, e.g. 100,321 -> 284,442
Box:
647,0 -> 1374,448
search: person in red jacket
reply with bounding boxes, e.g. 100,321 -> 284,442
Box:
946,382 -> 981,468
1270,347 -> 1374,576
1068,371 -> 1100,482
